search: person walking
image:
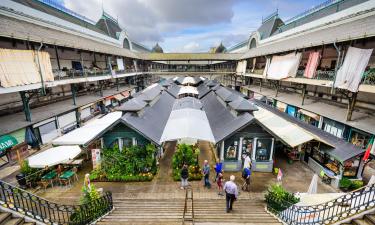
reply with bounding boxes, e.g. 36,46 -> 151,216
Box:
202,160 -> 211,188
214,159 -> 223,182
242,166 -> 251,192
223,175 -> 238,213
180,164 -> 189,189
217,171 -> 224,195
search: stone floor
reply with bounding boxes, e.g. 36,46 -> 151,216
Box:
25,141 -> 336,205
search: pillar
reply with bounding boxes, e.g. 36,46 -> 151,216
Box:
70,84 -> 77,105
75,109 -> 81,128
238,137 -> 243,161
116,78 -> 119,91
54,45 -> 61,70
252,138 -> 257,161
20,91 -> 31,122
301,84 -> 307,105
346,92 -> 357,121
220,140 -> 225,161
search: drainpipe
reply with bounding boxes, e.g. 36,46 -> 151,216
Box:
36,42 -> 46,95
331,41 -> 341,95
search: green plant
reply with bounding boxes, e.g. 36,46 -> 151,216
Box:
339,178 -> 352,190
172,144 -> 201,181
265,184 -> 299,214
350,180 -> 363,190
80,184 -> 100,204
20,160 -> 42,186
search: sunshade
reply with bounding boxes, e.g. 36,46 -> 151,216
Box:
28,145 -> 81,168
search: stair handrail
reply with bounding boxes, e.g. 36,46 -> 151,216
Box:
267,183 -> 375,225
0,179 -> 113,225
182,187 -> 194,224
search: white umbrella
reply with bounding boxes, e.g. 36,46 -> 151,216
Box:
28,145 -> 82,168
307,174 -> 319,194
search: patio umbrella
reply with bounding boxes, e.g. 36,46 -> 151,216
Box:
307,174 -> 319,194
28,145 -> 81,168
25,126 -> 39,148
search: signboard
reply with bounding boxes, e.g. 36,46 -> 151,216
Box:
0,135 -> 18,156
91,148 -> 102,170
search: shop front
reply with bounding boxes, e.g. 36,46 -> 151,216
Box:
219,123 -> 275,172
276,101 -> 287,113
349,128 -> 373,149
322,118 -> 348,140
297,109 -> 320,127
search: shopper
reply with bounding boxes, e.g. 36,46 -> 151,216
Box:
180,164 -> 189,189
214,159 -> 223,182
223,175 -> 238,213
217,171 -> 224,195
242,167 -> 251,192
202,160 -> 211,188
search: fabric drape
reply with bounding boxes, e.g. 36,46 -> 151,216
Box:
267,52 -> 302,80
335,47 -> 373,92
251,58 -> 256,73
303,51 -> 321,78
263,57 -> 271,78
0,49 -> 54,88
236,60 -> 247,74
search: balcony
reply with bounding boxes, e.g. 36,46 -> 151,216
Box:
52,68 -> 139,80
295,69 -> 336,81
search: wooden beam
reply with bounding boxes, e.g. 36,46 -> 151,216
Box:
346,92 -> 357,121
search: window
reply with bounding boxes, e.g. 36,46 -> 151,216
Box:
255,138 -> 272,161
241,138 -> 253,157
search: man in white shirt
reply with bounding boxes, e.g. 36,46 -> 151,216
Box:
223,175 -> 239,213
243,154 -> 251,169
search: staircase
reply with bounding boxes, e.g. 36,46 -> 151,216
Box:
97,197 -> 281,225
342,212 -> 375,225
0,212 -> 35,225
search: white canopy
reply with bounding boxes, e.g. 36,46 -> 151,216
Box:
178,86 -> 199,96
253,107 -> 314,147
182,76 -> 196,85
28,145 -> 81,168
160,108 -> 215,143
52,112 -> 122,146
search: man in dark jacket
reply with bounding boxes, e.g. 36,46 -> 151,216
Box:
180,164 -> 189,189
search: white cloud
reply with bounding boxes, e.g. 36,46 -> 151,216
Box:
181,42 -> 200,52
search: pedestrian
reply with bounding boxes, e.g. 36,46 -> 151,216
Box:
214,159 -> 223,182
243,154 -> 251,169
241,167 -> 251,192
180,164 -> 189,189
223,175 -> 238,213
217,171 -> 224,195
202,160 -> 211,188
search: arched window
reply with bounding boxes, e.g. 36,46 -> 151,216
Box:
249,38 -> 257,49
123,38 -> 130,49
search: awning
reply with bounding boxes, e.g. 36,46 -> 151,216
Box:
114,94 -> 125,101
298,109 -> 320,121
254,107 -> 315,147
28,145 -> 81,168
52,112 -> 122,146
160,108 -> 215,143
0,135 -> 18,154
178,86 -> 199,96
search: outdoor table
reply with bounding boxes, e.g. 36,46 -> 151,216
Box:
41,171 -> 57,187
65,159 -> 84,167
59,170 -> 75,186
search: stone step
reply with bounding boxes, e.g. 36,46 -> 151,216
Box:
3,217 -> 23,225
365,214 -> 375,225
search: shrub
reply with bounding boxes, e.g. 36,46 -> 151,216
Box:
339,178 -> 352,190
350,180 -> 363,190
265,184 -> 300,214
20,160 -> 42,186
172,144 -> 201,181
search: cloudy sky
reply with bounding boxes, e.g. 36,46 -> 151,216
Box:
62,0 -> 322,52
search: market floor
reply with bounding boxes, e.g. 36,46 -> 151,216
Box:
32,146 -> 336,205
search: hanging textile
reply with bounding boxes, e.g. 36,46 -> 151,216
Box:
267,52 -> 302,80
303,52 -> 321,78
335,47 -> 373,92
117,58 -> 124,71
236,60 -> 247,74
263,57 -> 271,78
0,49 -> 54,88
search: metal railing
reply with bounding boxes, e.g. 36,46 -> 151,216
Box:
295,69 -> 336,81
182,187 -> 194,225
53,68 -> 140,80
267,183 -> 375,225
362,69 -> 375,85
0,180 -> 113,225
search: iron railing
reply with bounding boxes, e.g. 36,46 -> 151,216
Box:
0,180 -> 113,225
295,70 -> 336,80
182,187 -> 194,225
267,183 -> 375,225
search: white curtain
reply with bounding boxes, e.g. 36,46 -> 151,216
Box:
236,60 -> 247,74
335,47 -> 373,92
263,57 -> 271,78
0,49 -> 54,88
267,52 -> 302,80
116,58 -> 124,71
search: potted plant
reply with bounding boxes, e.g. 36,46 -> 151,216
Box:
339,178 -> 352,192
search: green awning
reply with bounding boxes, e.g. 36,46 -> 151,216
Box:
0,135 -> 18,153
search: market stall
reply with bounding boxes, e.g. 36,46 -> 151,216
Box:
28,145 -> 82,168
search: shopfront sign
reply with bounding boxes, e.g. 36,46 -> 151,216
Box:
0,135 -> 18,156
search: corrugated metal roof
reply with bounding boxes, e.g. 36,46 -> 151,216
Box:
241,10 -> 375,59
229,98 -> 258,112
201,92 -> 254,143
117,98 -> 147,111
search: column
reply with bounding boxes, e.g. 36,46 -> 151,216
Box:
238,137 -> 243,161
70,84 -> 77,105
269,138 -> 275,161
252,138 -> 257,161
220,140 -> 225,161
20,91 -> 31,122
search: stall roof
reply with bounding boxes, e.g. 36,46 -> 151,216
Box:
201,92 -> 254,143
118,98 -> 147,111
255,100 -> 366,162
28,145 -> 81,168
122,91 -> 175,144
52,112 -> 122,146
253,106 -> 315,148
229,97 -> 258,112
178,86 -> 199,96
197,85 -> 211,99
160,108 -> 215,143
166,84 -> 181,98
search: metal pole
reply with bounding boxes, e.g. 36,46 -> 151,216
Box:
346,92 -> 357,121
20,91 -> 31,122
54,45 -> 61,70
301,84 -> 307,105
36,43 -> 46,95
332,42 -> 341,94
71,84 -> 77,105
116,78 -> 119,91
